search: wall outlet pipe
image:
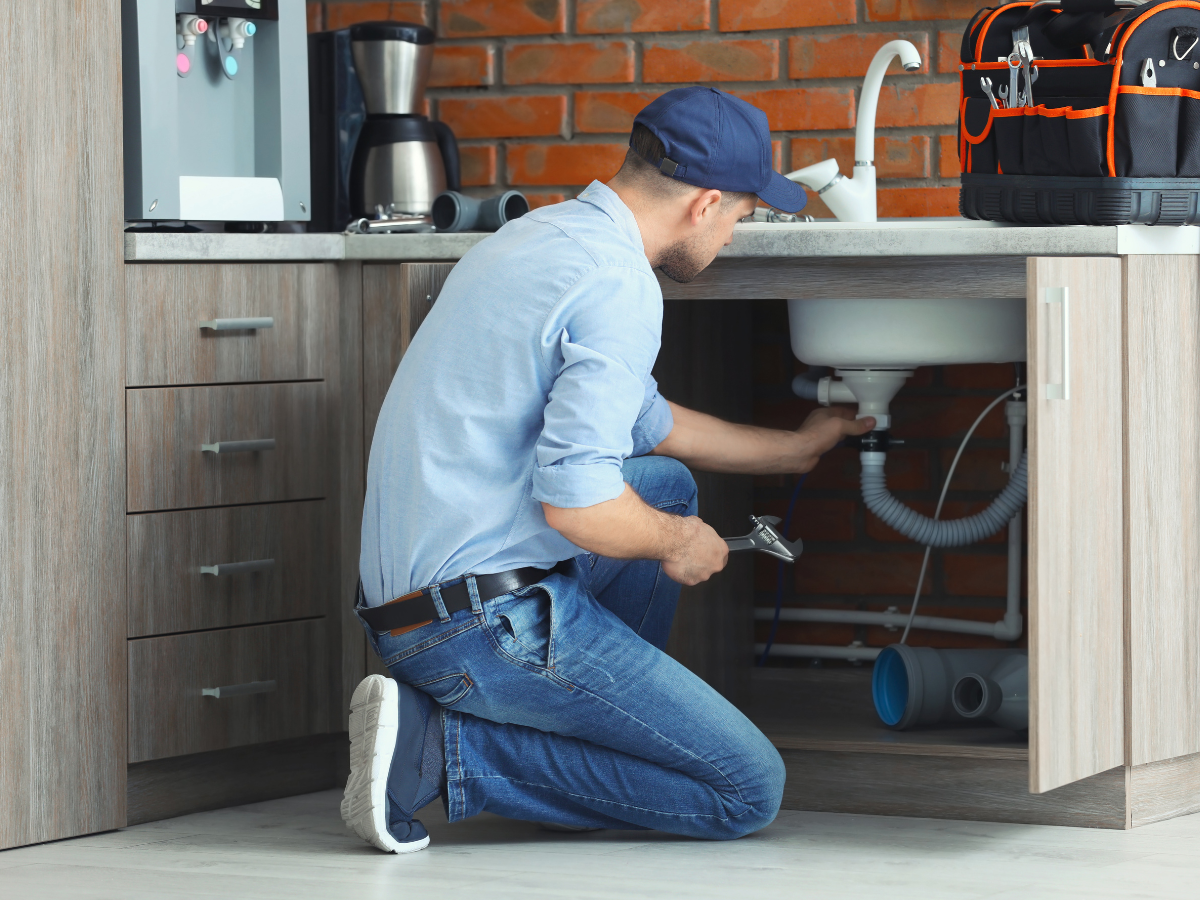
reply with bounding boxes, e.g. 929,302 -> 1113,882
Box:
753,607 -> 1005,638
872,644 -> 1028,730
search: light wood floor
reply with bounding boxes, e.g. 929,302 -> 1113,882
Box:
1,788 -> 1197,898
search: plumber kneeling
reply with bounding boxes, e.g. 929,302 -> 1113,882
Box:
345,87 -> 874,853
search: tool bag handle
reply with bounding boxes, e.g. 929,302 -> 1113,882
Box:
1018,0 -> 1145,52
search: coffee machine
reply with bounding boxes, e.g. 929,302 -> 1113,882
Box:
122,0 -> 311,224
309,21 -> 459,230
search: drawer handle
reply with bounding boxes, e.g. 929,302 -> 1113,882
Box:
200,317 -> 274,331
202,680 -> 277,699
201,438 -> 276,453
200,558 -> 275,577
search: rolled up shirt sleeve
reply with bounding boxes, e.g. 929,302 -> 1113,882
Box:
532,266 -> 663,509
631,380 -> 674,457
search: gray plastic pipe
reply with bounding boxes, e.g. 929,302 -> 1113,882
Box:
431,190 -> 529,233
860,449 -> 1028,548
872,644 -> 1027,730
951,653 -> 1028,731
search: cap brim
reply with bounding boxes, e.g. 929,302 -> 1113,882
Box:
756,171 -> 808,214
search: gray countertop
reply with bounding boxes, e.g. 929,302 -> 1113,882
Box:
124,219 -> 1200,262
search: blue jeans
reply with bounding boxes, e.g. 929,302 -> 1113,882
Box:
359,456 -> 785,839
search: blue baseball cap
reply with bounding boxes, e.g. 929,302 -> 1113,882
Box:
632,87 -> 806,214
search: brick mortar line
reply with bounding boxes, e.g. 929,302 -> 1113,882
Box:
429,23 -> 977,42
445,25 -> 963,43
429,75 -> 963,90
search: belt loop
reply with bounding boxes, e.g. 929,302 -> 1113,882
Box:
428,583 -> 451,623
465,575 -> 484,614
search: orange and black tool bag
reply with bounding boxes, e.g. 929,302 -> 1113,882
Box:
959,0 -> 1200,224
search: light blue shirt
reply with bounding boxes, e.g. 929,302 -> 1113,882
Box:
360,181 -> 675,606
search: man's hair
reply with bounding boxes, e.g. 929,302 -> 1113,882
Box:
617,124 -> 757,212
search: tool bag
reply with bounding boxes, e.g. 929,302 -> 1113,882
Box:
959,0 -> 1200,224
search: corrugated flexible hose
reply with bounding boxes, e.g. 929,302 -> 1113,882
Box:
861,450 -> 1028,548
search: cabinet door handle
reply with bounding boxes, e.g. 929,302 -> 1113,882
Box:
1044,287 -> 1070,401
199,317 -> 274,331
201,680 -> 277,699
200,438 -> 276,453
200,558 -> 275,577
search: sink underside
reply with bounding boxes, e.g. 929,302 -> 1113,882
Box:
788,297 -> 1027,369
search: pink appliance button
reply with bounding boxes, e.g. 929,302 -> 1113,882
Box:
176,52 -> 190,75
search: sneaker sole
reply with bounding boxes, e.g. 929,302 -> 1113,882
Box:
341,674 -> 430,854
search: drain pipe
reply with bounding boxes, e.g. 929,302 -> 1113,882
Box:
754,606 -> 1005,637
997,397 -> 1027,642
764,379 -> 1027,647
753,642 -> 881,662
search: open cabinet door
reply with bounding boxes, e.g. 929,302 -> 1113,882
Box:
1027,257 -> 1125,794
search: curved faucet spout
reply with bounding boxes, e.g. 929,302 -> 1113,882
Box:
783,39 -> 921,223
856,40 -> 922,165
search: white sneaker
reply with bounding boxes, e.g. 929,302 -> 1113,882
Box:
341,674 -> 431,853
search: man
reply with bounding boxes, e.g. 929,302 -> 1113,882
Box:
343,86 -> 874,853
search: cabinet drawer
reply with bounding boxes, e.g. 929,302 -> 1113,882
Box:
126,264 -> 335,386
128,500 -> 329,637
128,618 -> 331,762
127,382 -> 327,512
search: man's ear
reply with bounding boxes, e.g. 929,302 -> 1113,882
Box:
688,189 -> 723,227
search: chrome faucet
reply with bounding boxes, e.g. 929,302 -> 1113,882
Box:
786,40 -> 923,222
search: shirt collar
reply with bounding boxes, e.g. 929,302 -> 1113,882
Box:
576,181 -> 647,259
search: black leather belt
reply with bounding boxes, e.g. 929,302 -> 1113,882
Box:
357,561 -> 571,635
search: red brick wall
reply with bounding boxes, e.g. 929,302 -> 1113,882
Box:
307,0 -> 976,214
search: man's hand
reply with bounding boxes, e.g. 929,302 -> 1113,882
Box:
543,485 -> 729,586
791,407 -> 876,473
662,516 -> 729,586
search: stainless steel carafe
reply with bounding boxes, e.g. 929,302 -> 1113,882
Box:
348,22 -> 459,218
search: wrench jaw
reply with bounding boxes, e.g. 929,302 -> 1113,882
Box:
723,515 -> 804,564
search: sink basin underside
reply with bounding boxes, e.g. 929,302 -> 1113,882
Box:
788,297 -> 1027,369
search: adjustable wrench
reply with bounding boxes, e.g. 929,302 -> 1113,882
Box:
723,515 -> 803,564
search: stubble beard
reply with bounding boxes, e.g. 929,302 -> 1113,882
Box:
655,227 -> 715,284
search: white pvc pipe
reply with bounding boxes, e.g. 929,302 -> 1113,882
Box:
754,607 -> 999,637
755,643 -> 881,662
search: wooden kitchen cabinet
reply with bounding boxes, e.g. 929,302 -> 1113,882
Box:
0,0 -> 127,852
123,263 -> 348,826
350,256 -> 1200,830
